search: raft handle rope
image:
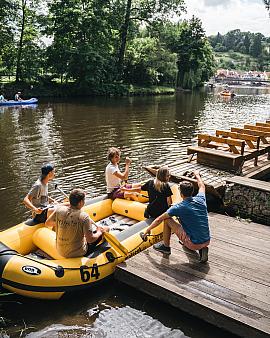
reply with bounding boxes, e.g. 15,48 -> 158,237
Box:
0,233 -> 161,277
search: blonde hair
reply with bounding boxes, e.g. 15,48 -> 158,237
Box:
154,166 -> 170,192
107,147 -> 121,162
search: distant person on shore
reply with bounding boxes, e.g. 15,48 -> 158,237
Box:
14,91 -> 22,101
45,188 -> 109,258
121,166 -> 173,218
105,147 -> 140,200
23,163 -> 58,223
142,171 -> 210,263
0,93 -> 6,102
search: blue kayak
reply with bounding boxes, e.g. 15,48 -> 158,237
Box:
0,98 -> 38,106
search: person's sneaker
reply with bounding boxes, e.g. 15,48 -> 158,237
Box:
199,247 -> 209,263
153,242 -> 171,255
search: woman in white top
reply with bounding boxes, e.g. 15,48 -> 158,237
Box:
105,147 -> 139,200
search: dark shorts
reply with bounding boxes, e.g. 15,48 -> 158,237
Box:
108,184 -> 132,200
33,209 -> 48,223
85,235 -> 103,256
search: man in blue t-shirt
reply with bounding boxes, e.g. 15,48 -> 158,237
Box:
142,171 -> 210,263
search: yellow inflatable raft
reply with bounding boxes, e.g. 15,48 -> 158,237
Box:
0,185 -> 181,300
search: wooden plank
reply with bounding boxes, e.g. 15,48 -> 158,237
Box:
231,128 -> 270,144
244,125 -> 270,133
198,134 -> 246,148
216,130 -> 260,147
256,122 -> 270,128
187,146 -> 243,159
225,176 -> 270,192
115,213 -> 270,338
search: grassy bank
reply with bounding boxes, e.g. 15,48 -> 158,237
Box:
0,82 -> 175,99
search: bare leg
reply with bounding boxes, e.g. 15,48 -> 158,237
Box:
163,219 -> 172,247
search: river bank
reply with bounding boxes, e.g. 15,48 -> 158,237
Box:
0,82 -> 175,98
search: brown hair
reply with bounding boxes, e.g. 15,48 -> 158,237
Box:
69,188 -> 86,207
107,147 -> 121,162
154,166 -> 170,192
179,181 -> 194,197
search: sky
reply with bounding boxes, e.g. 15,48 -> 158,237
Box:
183,0 -> 270,36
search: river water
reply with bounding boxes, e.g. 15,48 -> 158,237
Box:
0,86 -> 269,337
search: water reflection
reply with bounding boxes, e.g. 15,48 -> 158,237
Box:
1,89 -> 267,337
26,306 -> 188,338
0,89 -> 270,227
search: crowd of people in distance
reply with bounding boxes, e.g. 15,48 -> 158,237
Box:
23,147 -> 210,263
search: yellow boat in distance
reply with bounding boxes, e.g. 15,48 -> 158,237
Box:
0,185 -> 181,300
219,90 -> 236,97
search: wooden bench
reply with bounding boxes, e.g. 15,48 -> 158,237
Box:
216,130 -> 260,166
187,134 -> 246,172
231,124 -> 270,159
231,127 -> 270,144
256,122 -> 270,128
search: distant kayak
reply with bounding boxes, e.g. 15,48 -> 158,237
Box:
0,98 -> 38,106
219,91 -> 236,97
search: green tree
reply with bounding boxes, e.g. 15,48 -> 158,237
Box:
0,1 -> 17,76
14,0 -> 45,82
249,33 -> 263,57
166,17 -> 215,89
117,0 -> 185,77
46,0 -> 116,85
124,37 -> 177,85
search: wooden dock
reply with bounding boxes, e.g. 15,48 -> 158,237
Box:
115,213 -> 270,338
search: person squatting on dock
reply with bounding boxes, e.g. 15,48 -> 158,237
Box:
105,147 -> 140,200
45,188 -> 110,258
121,166 -> 173,218
23,163 -> 58,223
142,171 -> 210,263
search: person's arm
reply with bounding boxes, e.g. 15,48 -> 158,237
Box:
113,157 -> 131,181
23,194 -> 43,214
143,212 -> 171,238
120,185 -> 141,193
83,218 -> 104,243
193,170 -> 205,193
45,209 -> 56,229
167,196 -> 172,207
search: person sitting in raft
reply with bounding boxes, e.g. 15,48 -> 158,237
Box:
142,171 -> 210,263
0,93 -> 6,102
121,166 -> 173,218
14,91 -> 22,101
105,147 -> 140,200
45,188 -> 110,258
23,163 -> 58,223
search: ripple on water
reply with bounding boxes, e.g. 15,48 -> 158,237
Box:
25,306 -> 188,338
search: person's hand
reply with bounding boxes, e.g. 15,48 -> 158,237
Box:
34,207 -> 43,214
193,170 -> 200,177
125,157 -> 131,165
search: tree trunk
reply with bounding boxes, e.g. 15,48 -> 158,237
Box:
176,63 -> 185,88
117,0 -> 132,79
16,0 -> 26,83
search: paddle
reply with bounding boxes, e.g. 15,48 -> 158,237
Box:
55,184 -> 128,256
55,184 -> 69,199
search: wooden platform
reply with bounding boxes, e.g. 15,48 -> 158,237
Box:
115,213 -> 270,338
144,153 -> 270,197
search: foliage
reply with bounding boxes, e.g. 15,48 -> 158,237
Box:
124,37 -> 177,85
163,17 -> 215,89
209,29 -> 270,71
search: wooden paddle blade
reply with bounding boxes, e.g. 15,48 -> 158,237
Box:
104,232 -> 128,256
